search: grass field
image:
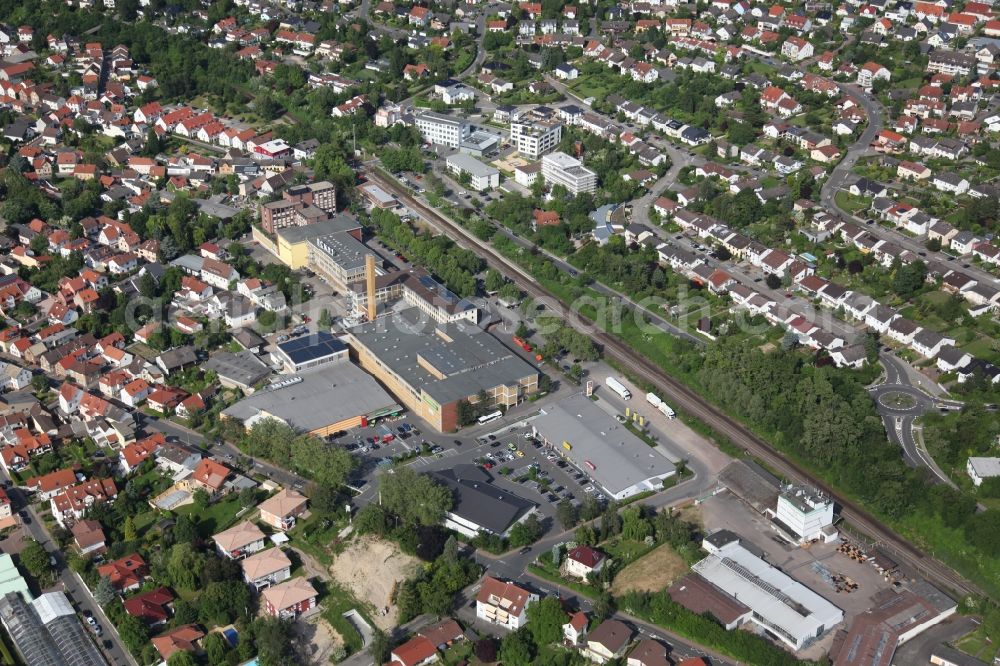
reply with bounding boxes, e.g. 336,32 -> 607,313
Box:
175,496 -> 247,537
835,190 -> 869,214
610,542 -> 688,596
955,627 -> 999,663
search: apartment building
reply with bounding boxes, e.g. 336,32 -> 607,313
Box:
415,111 -> 468,148
510,119 -> 562,159
541,152 -> 598,195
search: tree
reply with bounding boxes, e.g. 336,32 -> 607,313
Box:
30,233 -> 49,255
556,499 -> 579,529
138,271 -> 158,299
892,260 -> 926,300
474,638 -> 498,662
202,632 -> 229,665
123,516 -> 137,542
765,274 -> 782,290
442,535 -> 460,563
484,269 -> 506,293
499,282 -> 523,305
781,329 -> 799,351
526,597 -> 566,646
192,488 -> 210,510
592,591 -> 615,623
509,514 -> 543,548
31,374 -> 48,394
620,505 -> 652,542
370,628 -> 390,665
167,652 -> 197,666
239,486 -> 257,507
199,580 -> 250,626
318,309 -> 333,329
500,627 -> 536,666
354,504 -> 389,535
166,543 -> 202,590
379,467 -> 453,526
863,331 -> 880,364
118,611 -> 150,657
19,540 -> 50,582
94,575 -> 116,606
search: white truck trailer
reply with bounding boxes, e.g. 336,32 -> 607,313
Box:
605,376 -> 632,400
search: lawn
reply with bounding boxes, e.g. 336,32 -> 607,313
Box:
955,627 -> 999,663
317,580 -> 371,656
569,77 -> 612,100
834,190 -> 869,214
610,542 -> 689,596
175,496 -> 248,537
959,336 -> 1000,364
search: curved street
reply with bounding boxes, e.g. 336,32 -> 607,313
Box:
869,352 -> 958,487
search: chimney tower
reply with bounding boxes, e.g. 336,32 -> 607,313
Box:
365,254 -> 377,321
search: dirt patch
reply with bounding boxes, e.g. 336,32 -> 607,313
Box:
329,536 -> 421,631
292,615 -> 343,666
611,543 -> 689,596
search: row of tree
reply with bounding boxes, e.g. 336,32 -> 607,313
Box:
369,208 -> 485,298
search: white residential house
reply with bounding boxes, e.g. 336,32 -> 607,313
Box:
475,577 -> 537,630
967,457 -> 1000,487
931,173 -> 970,195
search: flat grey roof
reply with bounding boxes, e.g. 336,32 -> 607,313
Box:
360,182 -> 395,205
310,231 -> 380,272
222,361 -> 401,432
446,153 -> 498,178
532,393 -> 675,497
347,307 -> 537,405
276,214 -> 362,245
204,350 -> 272,387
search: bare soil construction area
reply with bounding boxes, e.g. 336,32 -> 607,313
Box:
329,536 -> 421,630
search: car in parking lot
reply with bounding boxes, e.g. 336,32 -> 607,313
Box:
431,446 -> 444,454
584,485 -> 596,493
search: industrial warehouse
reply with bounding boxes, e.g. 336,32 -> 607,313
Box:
221,362 -> 401,437
531,393 -> 676,500
694,531 -> 844,651
343,308 -> 539,432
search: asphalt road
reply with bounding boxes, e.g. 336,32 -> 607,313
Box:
869,352 -> 960,487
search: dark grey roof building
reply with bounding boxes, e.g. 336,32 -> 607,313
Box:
431,465 -> 537,537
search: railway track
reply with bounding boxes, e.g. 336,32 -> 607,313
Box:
363,167 -> 983,600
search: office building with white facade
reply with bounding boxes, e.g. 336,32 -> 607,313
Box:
445,154 -> 500,191
510,119 -> 562,159
541,152 -> 598,195
769,484 -> 837,544
415,111 -> 469,148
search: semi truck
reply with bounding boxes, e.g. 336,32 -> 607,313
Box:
605,376 -> 631,400
646,392 -> 676,419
